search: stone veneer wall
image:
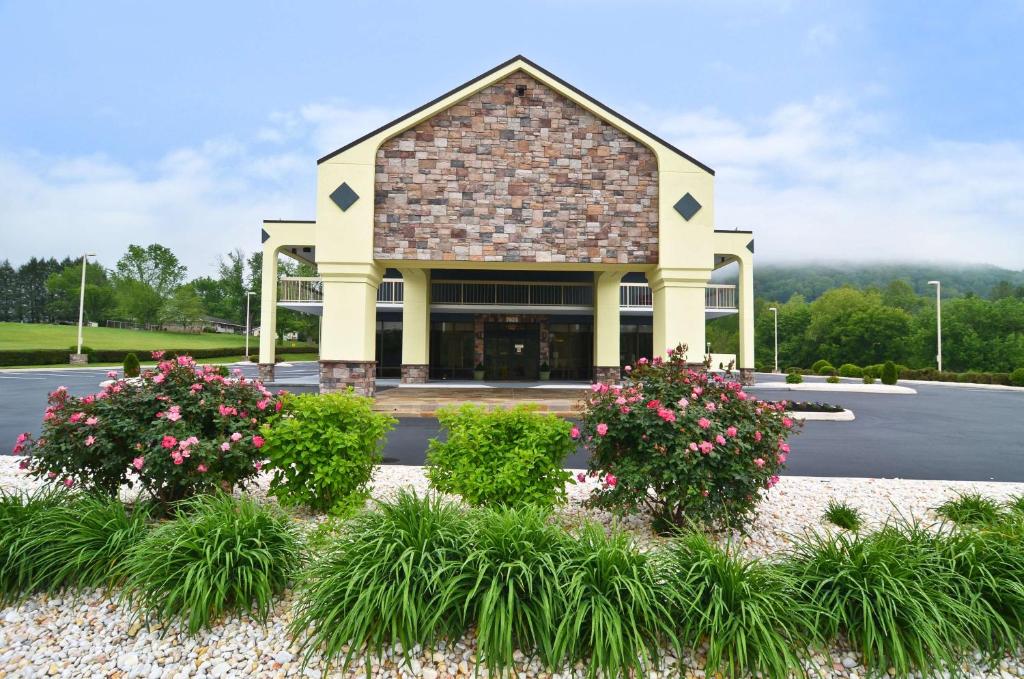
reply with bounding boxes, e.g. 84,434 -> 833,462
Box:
593,365 -> 621,384
320,360 -> 376,396
374,72 -> 658,264
400,364 -> 429,384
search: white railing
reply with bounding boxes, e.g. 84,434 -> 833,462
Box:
278,277 -> 323,303
279,277 -> 737,310
621,282 -> 737,310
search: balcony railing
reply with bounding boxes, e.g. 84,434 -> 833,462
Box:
278,277 -> 737,310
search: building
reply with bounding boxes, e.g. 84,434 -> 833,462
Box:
258,56 -> 754,395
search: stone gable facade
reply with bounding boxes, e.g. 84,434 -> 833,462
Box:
373,72 -> 659,264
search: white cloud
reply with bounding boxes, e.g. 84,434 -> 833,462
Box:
649,97 -> 1024,269
1,92 -> 1022,279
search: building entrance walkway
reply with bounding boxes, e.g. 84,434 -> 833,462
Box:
372,385 -> 588,417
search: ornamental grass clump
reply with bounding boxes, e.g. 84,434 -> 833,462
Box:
0,487 -> 66,603
823,498 -> 863,531
552,522 -> 675,678
464,506 -> 571,673
785,523 -> 988,676
580,345 -> 799,531
661,533 -> 817,678
935,492 -> 1006,527
122,493 -> 300,634
426,405 -> 575,509
290,491 -> 474,673
14,352 -> 283,507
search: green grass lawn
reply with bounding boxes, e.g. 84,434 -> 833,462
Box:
0,323 -> 312,352
0,352 -> 321,370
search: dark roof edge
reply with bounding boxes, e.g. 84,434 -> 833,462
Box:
316,55 -> 714,175
263,219 -> 315,223
714,229 -> 753,234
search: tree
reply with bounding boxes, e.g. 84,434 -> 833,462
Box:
114,244 -> 187,298
160,285 -> 206,328
112,244 -> 187,325
45,261 -> 116,324
16,257 -> 69,323
0,260 -> 16,322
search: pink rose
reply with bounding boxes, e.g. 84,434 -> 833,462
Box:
605,473 -> 617,487
132,457 -> 145,470
596,423 -> 608,436
252,435 -> 265,448
47,471 -> 57,479
698,418 -> 711,429
274,401 -> 283,412
230,432 -> 242,442
161,435 -> 177,449
254,461 -> 263,471
171,452 -> 184,465
777,453 -> 787,463
754,431 -> 763,442
106,370 -> 118,378
688,442 -> 698,452
85,417 -> 98,426
220,442 -> 231,452
698,440 -> 714,454
715,434 -> 726,445
638,357 -> 648,365
624,365 -> 632,373
783,417 -> 793,429
780,443 -> 791,453
150,350 -> 165,359
85,435 -> 96,446
152,373 -> 165,384
197,463 -> 208,473
577,472 -> 586,483
63,478 -> 73,488
754,457 -> 765,468
726,426 -> 738,438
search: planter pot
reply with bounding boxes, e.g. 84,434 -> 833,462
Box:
539,371 -> 551,381
473,370 -> 485,381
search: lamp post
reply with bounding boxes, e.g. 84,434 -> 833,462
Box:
768,306 -> 779,373
76,253 -> 96,357
928,280 -> 942,371
245,291 -> 256,361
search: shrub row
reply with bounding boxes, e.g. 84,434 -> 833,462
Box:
797,361 -> 1024,386
0,345 -> 314,367
3,488 -> 1023,677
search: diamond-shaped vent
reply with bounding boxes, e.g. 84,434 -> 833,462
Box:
330,182 -> 359,211
673,193 -> 702,221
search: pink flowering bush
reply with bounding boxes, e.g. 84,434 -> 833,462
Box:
14,352 -> 283,506
579,345 -> 799,531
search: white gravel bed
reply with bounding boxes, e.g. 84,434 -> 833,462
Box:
2,458 -> 1023,678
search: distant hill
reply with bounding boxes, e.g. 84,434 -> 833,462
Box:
752,263 -> 1024,302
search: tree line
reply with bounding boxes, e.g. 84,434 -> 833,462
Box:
708,278 -> 1024,373
0,245 -> 318,341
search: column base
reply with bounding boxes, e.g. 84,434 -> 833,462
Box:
739,368 -> 755,386
69,353 -> 88,366
593,366 -> 621,384
401,364 -> 429,384
320,360 -> 376,396
258,363 -> 275,383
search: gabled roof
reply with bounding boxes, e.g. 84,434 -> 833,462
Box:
317,55 -> 713,175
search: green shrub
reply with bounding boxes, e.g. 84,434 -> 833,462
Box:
16,354 -> 282,506
825,374 -> 840,384
881,360 -> 898,385
785,524 -> 986,676
662,533 -> 815,678
837,363 -> 863,378
938,521 -> 1024,650
823,499 -> 863,531
935,492 -> 1005,526
122,352 -> 140,377
817,365 -> 837,376
810,359 -> 832,373
262,392 -> 395,514
1009,495 -> 1024,515
863,363 -> 883,378
862,374 -> 876,384
426,405 -> 574,509
786,371 -> 804,384
465,506 -> 571,672
784,366 -> 804,375
0,487 -> 67,603
122,493 -> 300,633
1010,368 -> 1024,387
0,345 -> 312,368
582,347 -> 797,532
553,522 -> 675,678
68,345 -> 94,356
291,491 -> 473,673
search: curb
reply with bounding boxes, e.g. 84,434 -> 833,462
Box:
788,409 -> 855,422
752,383 -> 916,395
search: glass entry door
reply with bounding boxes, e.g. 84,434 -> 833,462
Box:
484,322 -> 540,380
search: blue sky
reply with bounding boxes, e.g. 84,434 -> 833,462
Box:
1,0 -> 1022,275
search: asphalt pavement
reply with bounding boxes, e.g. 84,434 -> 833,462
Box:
2,365 -> 1022,481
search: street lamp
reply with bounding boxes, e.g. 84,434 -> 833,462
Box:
76,253 -> 96,357
768,307 -> 779,374
245,291 -> 257,361
928,280 -> 942,371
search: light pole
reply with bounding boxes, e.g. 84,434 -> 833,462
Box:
768,306 -> 779,373
76,253 -> 96,357
245,291 -> 257,361
928,280 -> 942,371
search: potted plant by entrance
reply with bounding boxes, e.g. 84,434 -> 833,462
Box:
473,362 -> 485,381
539,361 -> 551,381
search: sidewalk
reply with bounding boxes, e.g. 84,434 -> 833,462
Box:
371,387 -> 587,417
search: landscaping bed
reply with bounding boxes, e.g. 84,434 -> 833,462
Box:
2,458 -> 1024,679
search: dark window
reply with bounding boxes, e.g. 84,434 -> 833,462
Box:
375,321 -> 402,378
429,320 -> 476,380
549,322 -> 593,381
620,323 -> 652,368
